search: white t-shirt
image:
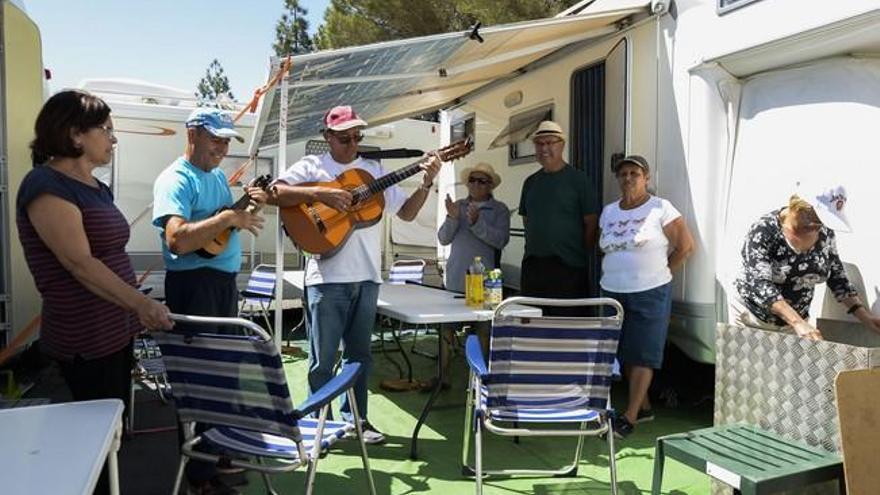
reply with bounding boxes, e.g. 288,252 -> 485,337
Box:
277,153 -> 407,286
599,196 -> 681,293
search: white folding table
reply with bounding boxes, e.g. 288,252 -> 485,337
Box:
283,270 -> 540,458
0,399 -> 124,494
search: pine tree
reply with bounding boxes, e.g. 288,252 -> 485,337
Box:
273,0 -> 314,56
314,0 -> 583,50
195,59 -> 235,108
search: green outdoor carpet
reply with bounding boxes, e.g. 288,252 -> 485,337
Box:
242,337 -> 712,495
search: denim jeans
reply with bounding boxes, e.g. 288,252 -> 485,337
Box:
305,281 -> 379,421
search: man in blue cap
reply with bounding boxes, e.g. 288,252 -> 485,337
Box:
152,107 -> 266,494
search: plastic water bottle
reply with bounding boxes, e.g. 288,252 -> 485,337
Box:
484,269 -> 503,310
466,256 -> 486,307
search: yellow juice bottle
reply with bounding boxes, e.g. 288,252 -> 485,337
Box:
466,257 -> 485,307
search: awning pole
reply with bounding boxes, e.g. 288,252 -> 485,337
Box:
274,65 -> 289,350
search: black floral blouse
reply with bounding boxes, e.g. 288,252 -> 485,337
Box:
734,209 -> 857,326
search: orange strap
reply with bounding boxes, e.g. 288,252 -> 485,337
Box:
234,55 -> 293,122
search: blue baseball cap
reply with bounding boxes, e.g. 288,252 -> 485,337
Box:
185,108 -> 243,143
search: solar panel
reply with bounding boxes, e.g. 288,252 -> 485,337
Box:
258,37 -> 466,148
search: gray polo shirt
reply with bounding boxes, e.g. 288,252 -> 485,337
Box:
438,197 -> 510,292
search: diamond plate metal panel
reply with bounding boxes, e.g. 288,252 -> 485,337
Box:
711,323 -> 877,494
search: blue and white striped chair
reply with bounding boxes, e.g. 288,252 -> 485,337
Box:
462,297 -> 624,495
154,314 -> 376,495
387,258 -> 425,285
239,264 -> 277,333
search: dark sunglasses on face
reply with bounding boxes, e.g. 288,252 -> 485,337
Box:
468,177 -> 491,185
331,132 -> 364,144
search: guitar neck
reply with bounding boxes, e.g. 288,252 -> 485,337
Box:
229,192 -> 253,211
362,158 -> 427,196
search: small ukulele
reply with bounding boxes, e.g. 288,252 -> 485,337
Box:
196,174 -> 273,258
280,139 -> 472,257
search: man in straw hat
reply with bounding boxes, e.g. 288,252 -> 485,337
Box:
434,162 -> 509,389
438,162 -> 509,292
518,121 -> 599,312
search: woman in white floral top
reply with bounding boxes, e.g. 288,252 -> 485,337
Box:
599,155 -> 695,438
732,185 -> 880,340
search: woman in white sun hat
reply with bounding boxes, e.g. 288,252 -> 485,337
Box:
732,183 -> 880,340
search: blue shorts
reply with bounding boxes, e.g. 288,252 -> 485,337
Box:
603,283 -> 672,369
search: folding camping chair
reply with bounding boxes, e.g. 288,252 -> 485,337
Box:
373,259 -> 433,382
462,297 -> 624,495
127,333 -> 171,434
387,259 -> 440,358
239,264 -> 277,333
154,314 -> 376,495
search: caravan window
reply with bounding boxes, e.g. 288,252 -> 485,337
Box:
488,102 -> 553,166
450,114 -> 475,145
717,0 -> 764,15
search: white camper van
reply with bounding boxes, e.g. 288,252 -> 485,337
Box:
0,0 -> 45,350
444,0 -> 880,364
252,0 -> 880,364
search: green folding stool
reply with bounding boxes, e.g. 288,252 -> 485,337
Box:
652,424 -> 844,495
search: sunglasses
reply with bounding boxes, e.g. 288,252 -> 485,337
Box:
330,132 -> 364,145
468,177 -> 491,185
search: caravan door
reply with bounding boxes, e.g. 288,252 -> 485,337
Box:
569,38 -> 628,296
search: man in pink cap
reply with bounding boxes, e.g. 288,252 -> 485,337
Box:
270,105 -> 441,444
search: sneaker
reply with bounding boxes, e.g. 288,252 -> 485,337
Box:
612,413 -> 635,439
346,420 -> 387,445
636,408 -> 655,423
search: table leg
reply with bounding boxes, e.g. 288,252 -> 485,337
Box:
390,321 -> 414,382
108,420 -> 122,495
410,331 -> 446,460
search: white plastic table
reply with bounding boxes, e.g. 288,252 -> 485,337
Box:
0,399 -> 124,495
284,270 -> 506,323
283,270 -> 540,458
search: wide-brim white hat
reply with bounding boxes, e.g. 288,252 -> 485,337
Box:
799,183 -> 851,232
459,162 -> 501,189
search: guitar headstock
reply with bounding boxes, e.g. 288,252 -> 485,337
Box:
251,174 -> 273,190
435,137 -> 473,162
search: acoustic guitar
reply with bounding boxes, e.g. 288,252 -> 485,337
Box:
280,139 -> 473,257
196,174 -> 273,258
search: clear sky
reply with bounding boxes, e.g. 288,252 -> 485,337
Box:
25,0 -> 331,100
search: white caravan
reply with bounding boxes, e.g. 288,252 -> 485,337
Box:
88,79 -> 441,293
253,0 -> 880,364
0,0 -> 45,350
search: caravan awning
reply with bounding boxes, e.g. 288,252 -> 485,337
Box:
250,0 -> 651,151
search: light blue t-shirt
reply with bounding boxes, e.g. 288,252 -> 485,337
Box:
152,157 -> 240,273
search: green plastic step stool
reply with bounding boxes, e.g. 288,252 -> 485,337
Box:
652,424 -> 844,495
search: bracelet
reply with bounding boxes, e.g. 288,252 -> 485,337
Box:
847,303 -> 864,315
418,183 -> 433,192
